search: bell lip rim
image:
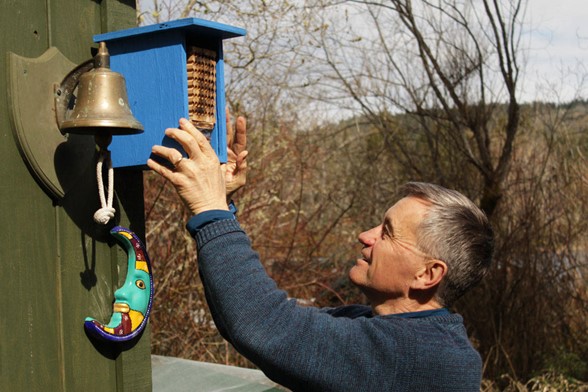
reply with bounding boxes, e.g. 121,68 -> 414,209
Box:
59,119 -> 144,135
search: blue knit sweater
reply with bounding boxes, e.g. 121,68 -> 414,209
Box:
192,219 -> 482,392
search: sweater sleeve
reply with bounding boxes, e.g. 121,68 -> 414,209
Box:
193,220 -> 408,391
193,219 -> 482,392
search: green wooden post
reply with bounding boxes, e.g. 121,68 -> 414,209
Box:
0,1 -> 151,390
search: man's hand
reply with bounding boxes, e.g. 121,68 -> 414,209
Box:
224,108 -> 248,201
147,118 -> 228,215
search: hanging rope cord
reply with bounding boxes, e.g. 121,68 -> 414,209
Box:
94,148 -> 115,224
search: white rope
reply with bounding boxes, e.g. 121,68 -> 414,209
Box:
93,150 -> 115,224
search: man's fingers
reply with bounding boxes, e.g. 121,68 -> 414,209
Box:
178,118 -> 218,158
151,145 -> 183,167
233,116 -> 247,154
226,110 -> 246,152
226,107 -> 234,147
237,150 -> 248,167
227,148 -> 237,161
147,157 -> 174,180
177,118 -> 200,141
165,123 -> 216,161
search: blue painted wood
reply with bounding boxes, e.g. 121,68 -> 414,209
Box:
94,17 -> 246,42
93,18 -> 246,168
103,30 -> 187,168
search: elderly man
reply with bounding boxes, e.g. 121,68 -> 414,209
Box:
147,117 -> 493,392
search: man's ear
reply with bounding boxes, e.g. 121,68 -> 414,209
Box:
411,259 -> 447,290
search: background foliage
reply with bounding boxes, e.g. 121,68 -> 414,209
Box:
138,0 -> 587,388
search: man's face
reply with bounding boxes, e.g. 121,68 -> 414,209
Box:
349,196 -> 431,300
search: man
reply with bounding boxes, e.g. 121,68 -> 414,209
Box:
147,117 -> 493,392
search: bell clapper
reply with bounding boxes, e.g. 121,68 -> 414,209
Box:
95,132 -> 113,151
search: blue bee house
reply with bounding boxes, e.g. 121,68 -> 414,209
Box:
93,18 -> 246,168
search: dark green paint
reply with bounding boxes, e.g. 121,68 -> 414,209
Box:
0,1 -> 151,390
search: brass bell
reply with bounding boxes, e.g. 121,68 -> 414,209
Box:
60,42 -> 143,138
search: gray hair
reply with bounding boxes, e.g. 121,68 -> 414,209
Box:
398,182 -> 494,306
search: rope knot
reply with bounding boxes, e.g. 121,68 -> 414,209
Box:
93,207 -> 116,225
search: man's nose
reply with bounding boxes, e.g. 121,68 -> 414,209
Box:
358,225 -> 380,246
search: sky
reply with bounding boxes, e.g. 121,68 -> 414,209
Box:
136,0 -> 588,103
524,0 -> 588,101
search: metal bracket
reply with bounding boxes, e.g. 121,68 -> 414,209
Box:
54,59 -> 94,129
7,47 -> 96,200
